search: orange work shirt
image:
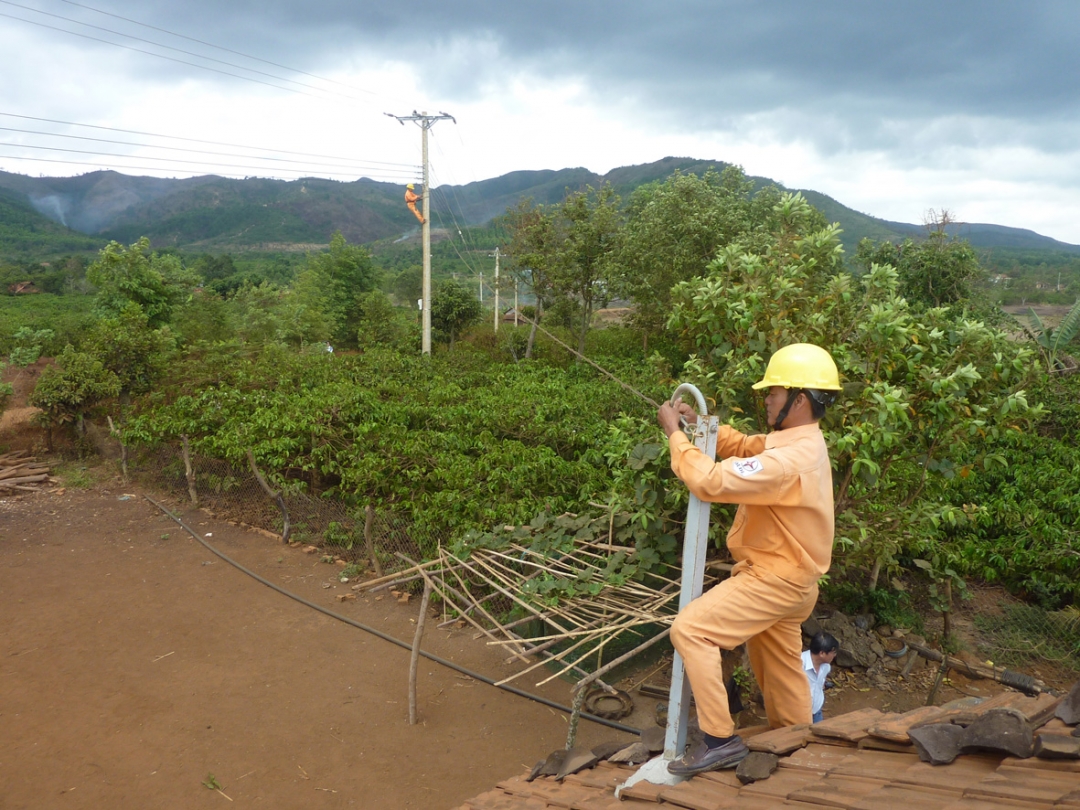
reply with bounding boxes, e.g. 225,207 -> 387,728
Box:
668,422 -> 834,585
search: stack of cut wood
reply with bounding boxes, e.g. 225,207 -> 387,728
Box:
0,451 -> 54,493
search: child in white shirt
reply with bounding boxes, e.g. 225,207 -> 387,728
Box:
802,632 -> 838,723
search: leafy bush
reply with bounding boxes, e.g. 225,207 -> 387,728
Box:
936,373 -> 1080,605
29,345 -> 121,441
123,345 -> 660,540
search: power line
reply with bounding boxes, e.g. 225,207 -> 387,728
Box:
59,0 -> 386,101
0,8 -> 330,100
1,0 -> 352,97
0,126 -> 419,177
0,151 -> 411,182
2,140 -> 399,176
0,113 -> 418,169
430,140 -> 484,267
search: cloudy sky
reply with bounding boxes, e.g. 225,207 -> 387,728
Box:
2,1 -> 1079,242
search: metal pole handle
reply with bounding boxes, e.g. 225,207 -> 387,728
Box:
668,383 -> 709,417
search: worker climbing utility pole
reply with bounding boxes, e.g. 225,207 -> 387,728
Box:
386,110 -> 456,355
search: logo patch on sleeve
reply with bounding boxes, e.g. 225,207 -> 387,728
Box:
732,457 -> 764,477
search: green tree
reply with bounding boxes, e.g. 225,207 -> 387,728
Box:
301,231 -> 381,346
855,220 -> 985,310
431,279 -> 481,349
616,166 -> 787,341
356,290 -> 410,349
230,281 -> 288,347
280,268 -> 335,348
500,185 -> 622,358
83,304 -> 174,398
666,192 -> 1041,591
87,238 -> 199,327
29,345 -> 120,444
191,253 -> 237,283
391,265 -> 424,307
501,198 -> 560,358
548,183 -> 622,356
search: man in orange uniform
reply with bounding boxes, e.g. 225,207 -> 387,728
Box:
405,183 -> 425,224
656,343 -> 841,775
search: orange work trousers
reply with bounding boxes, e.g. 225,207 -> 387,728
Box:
670,560 -> 818,737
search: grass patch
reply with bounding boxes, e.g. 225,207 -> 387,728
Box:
56,462 -> 95,489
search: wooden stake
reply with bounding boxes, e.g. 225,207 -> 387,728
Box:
364,504 -> 382,578
246,449 -> 290,543
181,435 -> 198,507
408,574 -> 432,725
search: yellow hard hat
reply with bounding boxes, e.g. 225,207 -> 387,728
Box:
751,343 -> 841,391
407,183 -> 415,189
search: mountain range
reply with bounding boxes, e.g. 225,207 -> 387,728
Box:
1,157 -> 1078,259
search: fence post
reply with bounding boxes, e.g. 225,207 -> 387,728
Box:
365,504 -> 383,577
107,416 -> 128,484
181,435 -> 198,507
408,573 -> 433,725
246,449 -> 291,543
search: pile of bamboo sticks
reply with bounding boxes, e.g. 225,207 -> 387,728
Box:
359,537 -> 722,692
0,451 -> 54,493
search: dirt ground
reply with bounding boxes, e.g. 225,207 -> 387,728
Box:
0,483 -> 636,809
0,377 -> 1060,809
1,473 -> 1035,810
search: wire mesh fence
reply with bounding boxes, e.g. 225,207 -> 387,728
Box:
974,603 -> 1080,679
121,439 -> 1080,684
126,442 -> 445,578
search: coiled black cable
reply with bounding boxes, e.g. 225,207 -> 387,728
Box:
144,494 -> 641,736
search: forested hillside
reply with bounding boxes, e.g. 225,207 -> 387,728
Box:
3,159 -> 1079,260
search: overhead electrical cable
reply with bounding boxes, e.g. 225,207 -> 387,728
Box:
0,0 -> 380,103
0,113 -> 418,170
0,126 -> 419,177
59,0 -> 387,101
0,9 -> 334,100
428,164 -> 483,277
0,152 -> 411,182
431,138 -> 493,268
143,493 -> 640,736
0,140 -> 417,177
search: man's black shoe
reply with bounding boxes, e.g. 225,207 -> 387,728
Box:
666,737 -> 749,776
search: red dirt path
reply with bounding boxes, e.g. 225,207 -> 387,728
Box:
0,485 -> 626,809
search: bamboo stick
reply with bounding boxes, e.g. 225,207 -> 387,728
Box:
398,552 -> 531,663
353,558 -> 442,591
457,554 -> 573,636
571,628 -> 671,694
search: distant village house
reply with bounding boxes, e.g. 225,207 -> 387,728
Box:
8,281 -> 41,295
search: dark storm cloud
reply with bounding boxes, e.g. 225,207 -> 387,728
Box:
127,0 -> 1079,123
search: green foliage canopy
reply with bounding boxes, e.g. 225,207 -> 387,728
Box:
431,278 -> 482,348
29,345 -> 121,436
665,192 -> 1042,586
87,238 -> 199,327
615,166 -> 788,336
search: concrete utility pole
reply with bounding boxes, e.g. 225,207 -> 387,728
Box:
386,110 -> 455,355
491,246 -> 500,332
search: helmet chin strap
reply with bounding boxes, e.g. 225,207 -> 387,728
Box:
772,388 -> 803,431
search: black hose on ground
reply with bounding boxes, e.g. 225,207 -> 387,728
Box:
144,494 -> 641,736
